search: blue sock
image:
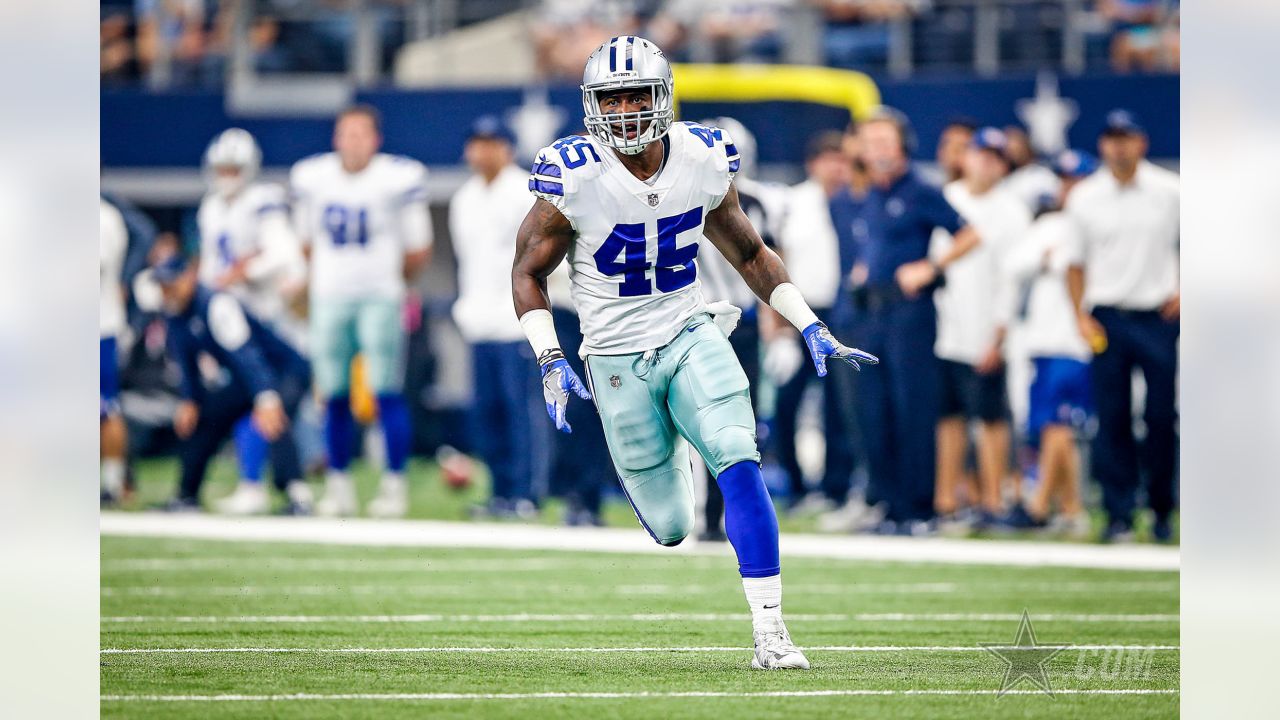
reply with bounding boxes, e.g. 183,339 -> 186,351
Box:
325,396 -> 355,471
716,460 -> 781,578
233,416 -> 268,483
376,393 -> 411,473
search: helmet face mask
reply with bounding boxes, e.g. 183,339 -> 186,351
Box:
581,36 -> 674,156
203,128 -> 261,198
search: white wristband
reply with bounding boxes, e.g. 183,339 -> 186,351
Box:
768,283 -> 820,332
518,309 -> 563,363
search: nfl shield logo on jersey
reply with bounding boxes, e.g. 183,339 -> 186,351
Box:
610,374 -> 622,388
647,193 -> 659,207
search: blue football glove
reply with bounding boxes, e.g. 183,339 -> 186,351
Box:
540,353 -> 592,433
801,321 -> 880,377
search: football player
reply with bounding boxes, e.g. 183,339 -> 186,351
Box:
291,105 -> 433,518
100,199 -> 129,505
197,128 -> 308,515
512,36 -> 879,670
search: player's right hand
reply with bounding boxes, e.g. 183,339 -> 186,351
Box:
540,355 -> 592,434
174,401 -> 200,439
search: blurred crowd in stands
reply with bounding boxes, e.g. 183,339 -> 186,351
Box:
100,0 -> 1181,87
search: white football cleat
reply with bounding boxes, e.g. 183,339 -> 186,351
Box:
366,475 -> 408,518
750,616 -> 811,670
315,473 -> 358,517
214,482 -> 270,515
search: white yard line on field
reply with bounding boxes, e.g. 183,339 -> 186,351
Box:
100,580 -> 1178,597
100,644 -> 1180,655
99,512 -> 1179,571
101,689 -> 1178,701
101,612 -> 1179,624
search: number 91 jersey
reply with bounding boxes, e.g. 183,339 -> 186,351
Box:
530,122 -> 741,356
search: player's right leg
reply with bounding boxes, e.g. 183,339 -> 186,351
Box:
584,353 -> 695,547
664,319 -> 807,670
355,298 -> 412,518
311,298 -> 360,517
100,336 -> 128,505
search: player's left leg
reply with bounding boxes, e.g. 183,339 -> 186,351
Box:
214,418 -> 271,515
311,299 -> 360,516
356,297 -> 412,518
99,336 -> 128,505
665,318 -> 808,670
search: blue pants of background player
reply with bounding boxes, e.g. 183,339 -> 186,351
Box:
470,341 -> 539,504
851,295 -> 940,524
1089,307 -> 1179,528
178,368 -> 310,503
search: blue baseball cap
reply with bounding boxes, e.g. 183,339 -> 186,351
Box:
467,114 -> 515,145
151,253 -> 192,284
1052,149 -> 1099,178
970,126 -> 1008,154
1101,109 -> 1146,137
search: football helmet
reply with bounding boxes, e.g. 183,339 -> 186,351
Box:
203,128 -> 261,197
581,36 -> 674,155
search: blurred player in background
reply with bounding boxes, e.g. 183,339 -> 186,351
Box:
932,128 -> 1031,529
694,115 -> 784,541
513,36 -> 877,670
196,128 -> 308,514
935,118 -> 977,185
1067,110 -> 1180,542
449,116 -> 541,519
1000,149 -> 1098,537
291,106 -> 433,518
1001,125 -> 1062,215
100,199 -> 130,505
847,108 -> 983,534
150,254 -> 312,512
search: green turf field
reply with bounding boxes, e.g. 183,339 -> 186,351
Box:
100,535 -> 1179,718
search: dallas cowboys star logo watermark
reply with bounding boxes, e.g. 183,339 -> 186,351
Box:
980,609 -> 1071,698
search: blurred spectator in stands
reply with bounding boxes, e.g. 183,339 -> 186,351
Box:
101,10 -> 140,84
532,0 -> 642,81
450,117 -> 542,520
650,0 -> 790,64
1001,125 -> 1062,215
819,0 -> 923,71
1098,0 -> 1177,73
772,130 -> 856,514
999,149 -> 1098,538
935,118 -> 976,185
135,0 -> 211,85
932,128 -> 1030,531
1066,110 -> 1179,543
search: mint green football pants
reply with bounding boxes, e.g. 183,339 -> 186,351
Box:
310,297 -> 405,397
584,313 -> 761,546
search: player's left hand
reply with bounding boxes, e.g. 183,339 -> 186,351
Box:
540,356 -> 592,433
802,321 -> 879,377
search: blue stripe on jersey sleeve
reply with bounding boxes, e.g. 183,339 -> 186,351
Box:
728,159 -> 741,173
725,143 -> 738,157
531,162 -> 562,178
529,178 -> 564,196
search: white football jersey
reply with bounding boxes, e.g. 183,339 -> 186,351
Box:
100,200 -> 128,338
931,181 -> 1032,364
529,122 -> 739,355
196,182 -> 299,322
290,153 -> 432,301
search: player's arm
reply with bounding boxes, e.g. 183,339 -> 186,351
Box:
512,198 -> 591,433
704,183 -> 878,376
400,171 -> 434,281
